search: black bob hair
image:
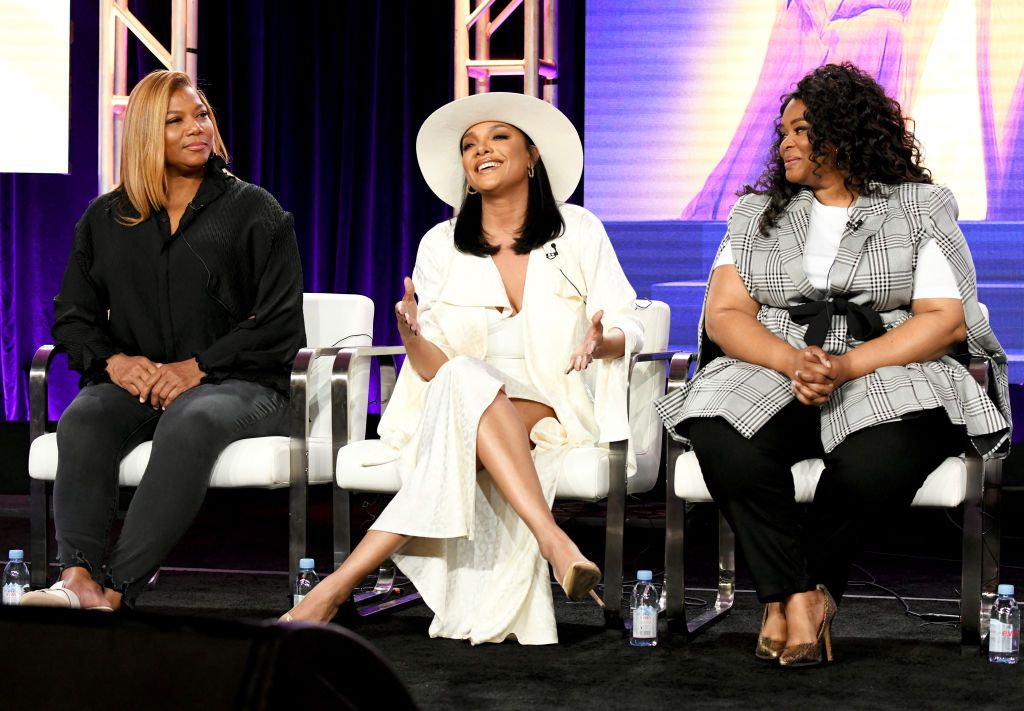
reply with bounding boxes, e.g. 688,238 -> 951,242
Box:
742,62 -> 932,237
453,127 -> 565,256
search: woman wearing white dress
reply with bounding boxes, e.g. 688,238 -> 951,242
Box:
283,93 -> 643,645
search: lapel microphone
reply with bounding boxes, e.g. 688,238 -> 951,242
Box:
846,217 -> 865,231
545,242 -> 559,260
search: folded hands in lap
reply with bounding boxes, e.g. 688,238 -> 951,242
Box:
787,346 -> 851,407
106,354 -> 205,409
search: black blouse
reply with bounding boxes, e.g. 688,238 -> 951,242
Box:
53,162 -> 306,395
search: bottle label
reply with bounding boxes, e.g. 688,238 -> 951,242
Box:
632,604 -> 657,639
3,582 -> 24,605
990,619 -> 1017,654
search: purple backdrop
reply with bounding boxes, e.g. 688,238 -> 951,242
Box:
0,0 -> 457,420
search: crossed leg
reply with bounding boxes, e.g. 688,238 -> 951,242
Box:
283,390 -> 596,623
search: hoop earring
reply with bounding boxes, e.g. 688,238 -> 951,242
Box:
467,185 -> 478,195
528,165 -> 535,179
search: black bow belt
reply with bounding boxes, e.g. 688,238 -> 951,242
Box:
787,297 -> 886,347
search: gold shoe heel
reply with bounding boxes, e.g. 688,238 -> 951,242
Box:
560,560 -> 602,602
779,584 -> 837,668
755,604 -> 786,660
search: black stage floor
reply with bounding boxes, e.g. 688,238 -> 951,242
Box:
2,480 -> 1022,709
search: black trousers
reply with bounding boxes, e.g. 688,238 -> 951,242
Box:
688,401 -> 966,602
53,380 -> 288,604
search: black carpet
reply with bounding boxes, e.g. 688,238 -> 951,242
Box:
2,483 -> 1021,709
124,569 -> 1009,711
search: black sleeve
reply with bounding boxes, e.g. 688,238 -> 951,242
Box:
195,210 -> 306,375
51,212 -> 118,379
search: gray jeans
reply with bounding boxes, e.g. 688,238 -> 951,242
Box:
53,379 -> 288,603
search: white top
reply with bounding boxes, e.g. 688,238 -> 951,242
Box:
380,202 -> 644,453
713,199 -> 961,299
485,309 -> 525,359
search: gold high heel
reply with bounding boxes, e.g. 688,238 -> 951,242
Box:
755,604 -> 786,660
779,584 -> 837,668
560,560 -> 604,607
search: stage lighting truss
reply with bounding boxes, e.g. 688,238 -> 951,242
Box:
455,0 -> 559,102
98,0 -> 198,194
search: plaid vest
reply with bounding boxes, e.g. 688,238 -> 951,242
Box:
655,182 -> 1011,457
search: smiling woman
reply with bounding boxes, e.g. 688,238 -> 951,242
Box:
655,62 -> 1010,669
164,91 -> 214,171
453,119 -> 564,259
281,93 -> 644,647
19,70 -> 305,613
115,74 -> 227,228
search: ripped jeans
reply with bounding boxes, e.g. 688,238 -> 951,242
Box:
52,379 -> 288,604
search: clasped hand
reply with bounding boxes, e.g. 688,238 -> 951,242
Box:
788,346 -> 849,406
106,354 -> 205,409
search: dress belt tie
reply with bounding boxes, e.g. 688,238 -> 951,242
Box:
787,297 -> 886,348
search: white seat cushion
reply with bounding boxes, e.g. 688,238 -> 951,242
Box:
337,438 -> 644,502
28,432 -> 335,488
673,450 -> 969,508
335,440 -> 402,493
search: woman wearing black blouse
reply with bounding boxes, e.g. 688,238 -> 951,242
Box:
20,70 -> 305,611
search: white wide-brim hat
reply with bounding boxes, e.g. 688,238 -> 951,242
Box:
416,92 -> 583,208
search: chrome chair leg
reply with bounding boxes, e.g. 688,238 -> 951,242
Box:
352,558 -> 422,616
333,484 -> 351,571
29,479 -> 49,588
663,490 -> 687,633
960,451 -> 984,655
678,510 -> 734,638
978,456 -> 1003,649
602,439 -> 628,628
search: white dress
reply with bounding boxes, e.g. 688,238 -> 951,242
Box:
367,204 -> 643,645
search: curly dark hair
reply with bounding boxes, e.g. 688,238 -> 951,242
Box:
742,62 -> 931,236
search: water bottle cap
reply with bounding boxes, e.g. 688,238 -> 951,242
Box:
8,549 -> 24,560
299,558 -> 315,570
998,583 -> 1015,596
637,570 -> 653,582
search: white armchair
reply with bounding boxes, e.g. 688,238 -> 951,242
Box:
331,300 -> 673,625
662,351 -> 1003,654
26,293 -> 374,591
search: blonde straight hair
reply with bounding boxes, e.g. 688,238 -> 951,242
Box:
116,70 -> 229,225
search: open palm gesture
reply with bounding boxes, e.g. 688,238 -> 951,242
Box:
395,277 -> 420,340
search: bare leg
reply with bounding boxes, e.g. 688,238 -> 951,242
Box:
285,390 -> 592,624
476,393 -> 592,588
282,531 -> 408,622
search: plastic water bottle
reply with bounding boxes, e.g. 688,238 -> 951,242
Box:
293,558 -> 319,607
989,583 -> 1020,664
2,550 -> 30,605
630,570 -> 659,647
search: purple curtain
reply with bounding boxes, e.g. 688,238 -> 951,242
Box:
0,1 -> 102,420
0,0 -> 455,420
0,0 -> 585,421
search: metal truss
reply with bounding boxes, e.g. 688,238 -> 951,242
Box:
454,0 -> 558,102
98,0 -> 198,193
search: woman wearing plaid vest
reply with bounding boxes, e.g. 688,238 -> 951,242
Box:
655,63 -> 1010,667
